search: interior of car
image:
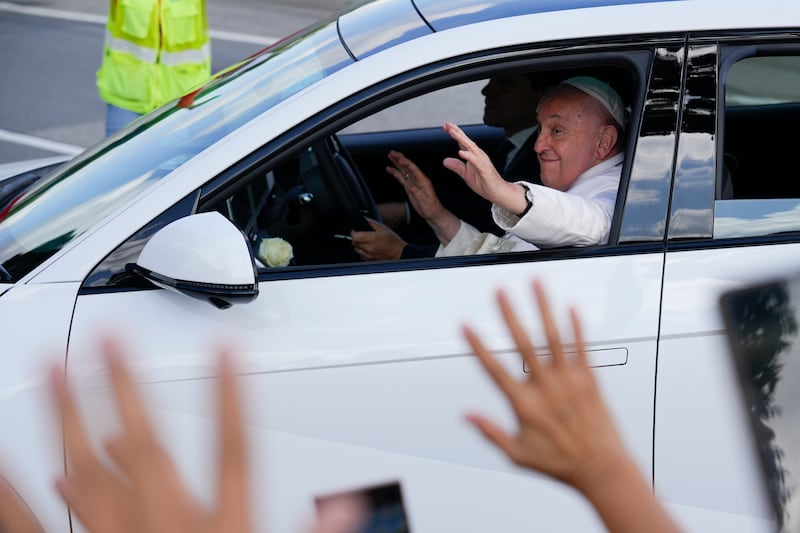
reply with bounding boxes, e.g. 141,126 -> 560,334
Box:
204,63 -> 638,269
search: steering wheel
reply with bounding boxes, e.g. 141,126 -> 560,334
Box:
306,136 -> 383,232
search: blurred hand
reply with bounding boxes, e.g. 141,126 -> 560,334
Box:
0,476 -> 44,533
464,281 -> 682,533
51,341 -> 250,533
351,218 -> 406,261
443,122 -> 527,214
51,340 -> 366,533
463,280 -> 626,491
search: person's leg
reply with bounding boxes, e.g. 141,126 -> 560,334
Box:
105,104 -> 141,136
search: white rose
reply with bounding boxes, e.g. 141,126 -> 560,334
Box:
258,237 -> 293,267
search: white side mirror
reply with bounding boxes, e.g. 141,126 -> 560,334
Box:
127,212 -> 258,309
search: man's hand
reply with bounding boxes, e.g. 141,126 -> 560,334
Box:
387,150 -> 461,244
443,122 -> 528,214
386,150 -> 446,222
351,218 -> 407,261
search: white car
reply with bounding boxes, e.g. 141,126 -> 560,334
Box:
2,0 -> 799,531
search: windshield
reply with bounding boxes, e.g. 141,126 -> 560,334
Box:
0,18 -> 351,281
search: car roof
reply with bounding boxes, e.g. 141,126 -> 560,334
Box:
413,0 -> 676,31
338,0 -> 799,60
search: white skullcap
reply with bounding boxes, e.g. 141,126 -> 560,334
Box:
560,76 -> 625,128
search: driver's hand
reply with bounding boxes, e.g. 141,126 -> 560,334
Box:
351,218 -> 406,261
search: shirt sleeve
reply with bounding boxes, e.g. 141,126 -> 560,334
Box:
436,220 -> 539,257
492,181 -> 615,247
436,220 -> 483,257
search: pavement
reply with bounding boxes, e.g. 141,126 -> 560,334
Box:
0,0 -> 354,161
19,0 -> 354,36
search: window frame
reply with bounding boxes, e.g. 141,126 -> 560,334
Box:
84,36 -> 678,291
666,34 -> 800,249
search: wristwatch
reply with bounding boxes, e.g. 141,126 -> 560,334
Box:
517,184 -> 534,217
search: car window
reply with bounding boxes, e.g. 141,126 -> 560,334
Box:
726,57 -> 800,106
204,63 -> 639,271
0,17 -> 351,282
341,82 -> 485,133
715,54 -> 800,239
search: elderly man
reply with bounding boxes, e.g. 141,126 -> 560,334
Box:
383,76 -> 625,256
350,73 -> 548,261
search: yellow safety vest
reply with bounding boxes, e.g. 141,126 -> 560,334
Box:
96,0 -> 211,114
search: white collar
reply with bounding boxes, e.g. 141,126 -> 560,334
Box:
568,152 -> 624,190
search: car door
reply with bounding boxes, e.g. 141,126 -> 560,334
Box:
65,42 -> 679,532
656,38 -> 800,532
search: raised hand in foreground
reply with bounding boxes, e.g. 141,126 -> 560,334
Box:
50,340 -> 364,533
0,475 -> 44,533
464,281 -> 682,533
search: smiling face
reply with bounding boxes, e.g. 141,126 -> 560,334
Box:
534,86 -> 619,191
481,74 -> 546,135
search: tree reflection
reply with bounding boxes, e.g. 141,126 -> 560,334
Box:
728,283 -> 797,528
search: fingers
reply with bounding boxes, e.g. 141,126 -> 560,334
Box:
462,325 -> 517,399
442,157 -> 466,179
570,307 -> 589,369
101,339 -> 188,522
0,475 -> 45,533
464,414 -> 519,463
312,494 -> 368,533
102,340 -> 158,452
364,218 -> 386,231
351,222 -> 406,261
215,351 -> 250,532
443,122 -> 479,153
532,280 -> 566,368
496,290 -> 541,376
386,151 -> 419,185
50,360 -> 139,533
49,364 -> 101,485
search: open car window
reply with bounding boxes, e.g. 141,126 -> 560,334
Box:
203,62 -> 638,271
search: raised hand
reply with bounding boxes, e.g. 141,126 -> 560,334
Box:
51,341 -> 250,533
464,281 -> 682,533
50,341 -> 367,533
0,475 -> 45,533
387,150 -> 461,244
463,281 -> 626,490
443,122 -> 527,214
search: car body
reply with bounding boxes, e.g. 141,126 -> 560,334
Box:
2,0 -> 800,531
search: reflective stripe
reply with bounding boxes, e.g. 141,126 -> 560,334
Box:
105,31 -> 209,65
161,43 -> 211,66
106,31 -> 157,62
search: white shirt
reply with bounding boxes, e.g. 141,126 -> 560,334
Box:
437,153 -> 623,257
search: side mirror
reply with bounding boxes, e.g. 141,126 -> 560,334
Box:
127,212 -> 258,309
